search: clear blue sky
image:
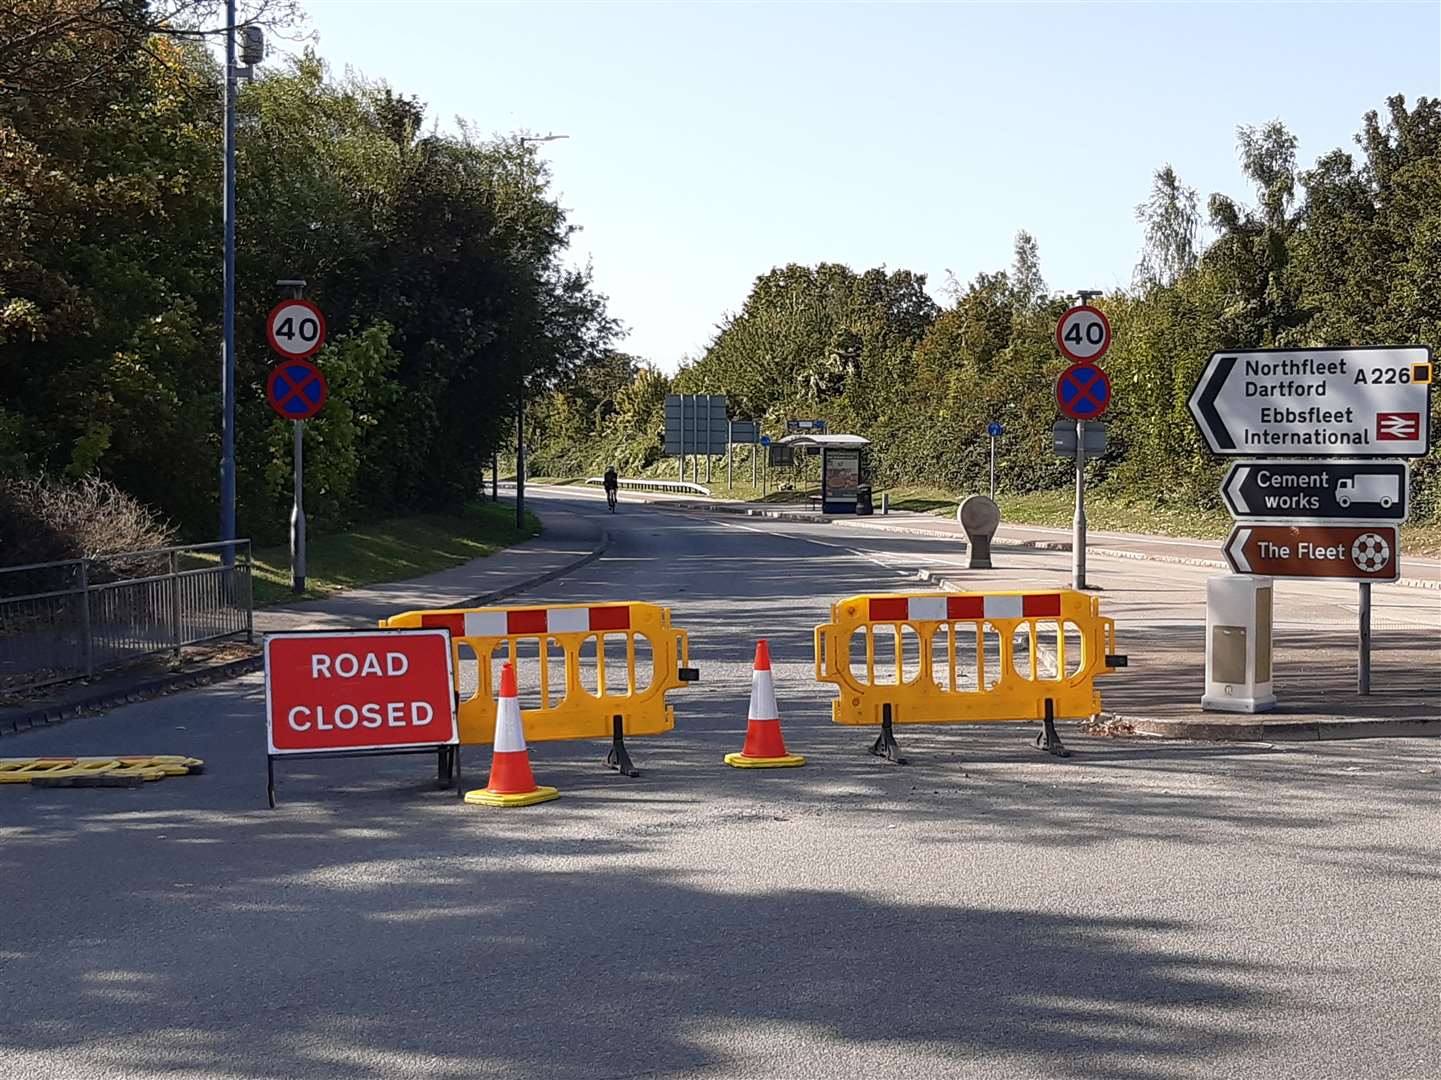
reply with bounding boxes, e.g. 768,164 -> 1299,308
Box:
300,1 -> 1440,371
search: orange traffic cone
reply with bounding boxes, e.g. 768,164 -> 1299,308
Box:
465,662 -> 560,807
725,640 -> 806,768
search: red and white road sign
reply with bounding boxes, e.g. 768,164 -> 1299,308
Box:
264,629 -> 457,754
1055,305 -> 1111,363
266,299 -> 327,360
1223,523 -> 1400,582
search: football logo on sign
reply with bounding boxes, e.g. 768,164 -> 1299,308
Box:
1351,533 -> 1391,573
1375,412 -> 1420,440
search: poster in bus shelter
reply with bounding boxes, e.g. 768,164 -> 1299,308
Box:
823,448 -> 860,504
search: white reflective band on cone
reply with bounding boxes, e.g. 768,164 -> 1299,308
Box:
493,695 -> 527,753
748,670 -> 779,721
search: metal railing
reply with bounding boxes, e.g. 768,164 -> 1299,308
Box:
0,541 -> 254,692
584,477 -> 711,496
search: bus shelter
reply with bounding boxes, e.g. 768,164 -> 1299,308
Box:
778,433 -> 870,514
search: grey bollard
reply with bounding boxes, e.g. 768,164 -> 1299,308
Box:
957,495 -> 1001,569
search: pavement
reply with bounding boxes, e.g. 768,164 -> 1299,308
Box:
1,489 -> 1438,1080
0,508 -> 607,735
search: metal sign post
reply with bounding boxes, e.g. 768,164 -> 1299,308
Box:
1073,423 -> 1087,589
1055,359 -> 1112,591
1055,293 -> 1110,592
986,421 -> 1003,499
1359,582 -> 1372,693
291,420 -> 306,590
266,283 -> 326,595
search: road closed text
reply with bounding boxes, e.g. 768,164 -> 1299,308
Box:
287,699 -> 435,732
264,630 -> 457,754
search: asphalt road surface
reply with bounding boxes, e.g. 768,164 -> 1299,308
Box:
2,491 -> 1437,1080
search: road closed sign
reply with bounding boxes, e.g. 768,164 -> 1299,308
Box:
1189,346 -> 1433,457
264,629 -> 457,754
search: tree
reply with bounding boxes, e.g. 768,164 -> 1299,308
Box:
1134,165 -> 1200,288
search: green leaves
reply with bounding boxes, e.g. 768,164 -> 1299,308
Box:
2,11 -> 615,542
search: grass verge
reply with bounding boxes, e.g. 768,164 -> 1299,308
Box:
246,500 -> 540,606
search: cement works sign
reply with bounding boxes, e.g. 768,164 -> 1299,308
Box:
1188,346 -> 1433,458
1221,460 -> 1409,523
1223,523 -> 1400,582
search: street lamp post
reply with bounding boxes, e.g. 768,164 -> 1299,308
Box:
219,8 -> 262,554
511,133 -> 569,530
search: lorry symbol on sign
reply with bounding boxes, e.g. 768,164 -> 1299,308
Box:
1336,474 -> 1399,509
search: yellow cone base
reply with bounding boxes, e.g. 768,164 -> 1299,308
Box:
464,785 -> 560,807
724,752 -> 806,769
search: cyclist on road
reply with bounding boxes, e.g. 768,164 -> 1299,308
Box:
603,466 -> 619,512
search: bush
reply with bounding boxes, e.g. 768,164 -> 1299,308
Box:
0,475 -> 176,568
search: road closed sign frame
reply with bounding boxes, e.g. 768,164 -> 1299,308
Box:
263,627 -> 460,806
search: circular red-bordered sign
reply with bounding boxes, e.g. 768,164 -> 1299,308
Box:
266,359 -> 329,420
1055,305 -> 1111,363
266,299 -> 327,360
1055,362 -> 1112,420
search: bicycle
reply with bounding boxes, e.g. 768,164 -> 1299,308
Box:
606,487 -> 617,513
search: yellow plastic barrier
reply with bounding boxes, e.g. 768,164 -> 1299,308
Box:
0,756 -> 204,784
814,590 -> 1123,733
380,603 -> 697,762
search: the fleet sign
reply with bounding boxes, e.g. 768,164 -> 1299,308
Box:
1223,523 -> 1400,582
1189,347 -> 1433,457
1221,460 -> 1409,523
265,629 -> 457,755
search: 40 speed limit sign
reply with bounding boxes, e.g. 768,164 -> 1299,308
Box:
266,299 -> 327,360
1056,305 -> 1111,363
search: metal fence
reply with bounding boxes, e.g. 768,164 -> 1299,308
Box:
0,541 -> 254,692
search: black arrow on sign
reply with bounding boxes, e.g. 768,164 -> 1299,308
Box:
1190,354 -> 1236,451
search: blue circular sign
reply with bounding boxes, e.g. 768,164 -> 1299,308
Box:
760,435 -> 771,446
1055,363 -> 1112,420
987,421 -> 1003,438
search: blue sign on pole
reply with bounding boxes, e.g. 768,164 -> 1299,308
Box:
987,421 -> 1003,438
760,435 -> 771,447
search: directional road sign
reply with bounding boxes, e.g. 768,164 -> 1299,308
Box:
664,394 -> 729,455
1222,460 -> 1409,523
1056,363 -> 1112,420
759,435 -> 771,447
1056,305 -> 1111,363
266,359 -> 329,420
266,299 -> 327,360
728,420 -> 761,444
987,421 -> 1004,438
1224,523 -> 1400,582
1188,346 -> 1433,458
